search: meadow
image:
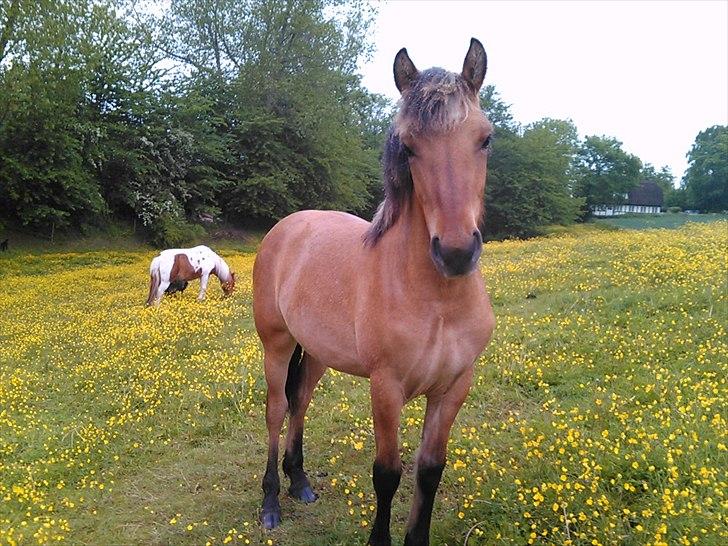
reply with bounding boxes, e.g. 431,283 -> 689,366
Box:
593,212 -> 728,231
0,222 -> 726,546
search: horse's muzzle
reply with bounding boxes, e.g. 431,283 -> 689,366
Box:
430,231 -> 482,277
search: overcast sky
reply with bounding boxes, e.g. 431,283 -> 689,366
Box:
359,0 -> 728,183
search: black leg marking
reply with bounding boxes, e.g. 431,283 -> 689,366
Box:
261,452 -> 282,529
281,345 -> 318,503
283,430 -> 317,503
368,462 -> 402,546
403,463 -> 445,546
284,344 -> 304,413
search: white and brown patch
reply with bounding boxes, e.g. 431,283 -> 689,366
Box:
170,254 -> 202,282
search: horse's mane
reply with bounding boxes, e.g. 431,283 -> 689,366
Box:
363,68 -> 478,247
215,255 -> 232,282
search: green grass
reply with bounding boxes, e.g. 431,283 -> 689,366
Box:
593,212 -> 728,230
0,223 -> 726,546
0,223 -> 264,256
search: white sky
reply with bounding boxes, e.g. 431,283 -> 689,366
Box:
359,0 -> 728,183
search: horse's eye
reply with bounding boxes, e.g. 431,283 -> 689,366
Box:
402,144 -> 414,157
481,135 -> 492,150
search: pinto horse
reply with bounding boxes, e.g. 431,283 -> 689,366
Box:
253,39 -> 495,545
146,245 -> 235,306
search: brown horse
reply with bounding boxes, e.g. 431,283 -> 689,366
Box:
253,38 -> 495,546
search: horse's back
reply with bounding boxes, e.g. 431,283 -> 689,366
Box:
261,209 -> 365,249
158,245 -> 214,258
254,210 -> 367,292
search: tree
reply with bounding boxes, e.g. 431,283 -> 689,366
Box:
573,135 -> 642,215
151,0 -> 382,225
0,0 -> 387,242
480,84 -> 519,135
666,187 -> 688,210
0,67 -> 106,232
484,118 -> 583,237
681,125 -> 728,212
479,86 -> 583,237
0,0 -> 107,232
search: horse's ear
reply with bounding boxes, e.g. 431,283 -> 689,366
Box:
461,38 -> 487,93
394,47 -> 419,93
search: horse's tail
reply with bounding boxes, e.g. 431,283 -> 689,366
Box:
146,258 -> 161,306
285,343 -> 304,414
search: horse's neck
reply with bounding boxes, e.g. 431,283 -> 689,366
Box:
213,255 -> 231,282
383,200 -> 440,284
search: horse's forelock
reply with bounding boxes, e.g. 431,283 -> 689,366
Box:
364,69 -> 478,247
394,68 -> 476,137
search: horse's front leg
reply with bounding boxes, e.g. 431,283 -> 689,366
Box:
404,368 -> 473,546
368,371 -> 404,546
197,273 -> 210,301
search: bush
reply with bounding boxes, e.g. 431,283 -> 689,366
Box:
667,207 -> 682,213
149,214 -> 206,248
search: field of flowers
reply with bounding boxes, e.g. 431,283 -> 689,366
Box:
0,222 -> 726,546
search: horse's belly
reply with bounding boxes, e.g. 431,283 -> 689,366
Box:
287,320 -> 368,377
262,210 -> 370,376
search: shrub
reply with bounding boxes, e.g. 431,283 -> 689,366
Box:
149,214 -> 206,248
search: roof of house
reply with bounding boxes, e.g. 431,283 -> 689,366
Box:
627,181 -> 664,207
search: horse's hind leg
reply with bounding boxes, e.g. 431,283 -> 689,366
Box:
282,352 -> 326,502
154,280 -> 170,304
260,332 -> 298,529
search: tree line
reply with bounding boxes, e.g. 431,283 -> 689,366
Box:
0,0 -> 725,246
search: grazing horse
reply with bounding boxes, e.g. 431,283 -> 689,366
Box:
146,245 -> 235,306
253,38 -> 495,545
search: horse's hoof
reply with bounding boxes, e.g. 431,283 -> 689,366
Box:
290,485 -> 318,503
298,485 -> 318,503
261,510 -> 281,530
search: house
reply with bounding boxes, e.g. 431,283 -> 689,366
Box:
591,181 -> 664,217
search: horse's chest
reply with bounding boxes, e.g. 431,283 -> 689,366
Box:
369,304 -> 493,399
412,317 -> 485,393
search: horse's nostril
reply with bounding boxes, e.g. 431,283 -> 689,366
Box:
430,232 -> 483,277
431,236 -> 442,257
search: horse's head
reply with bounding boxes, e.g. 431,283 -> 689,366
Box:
222,272 -> 236,297
365,39 -> 491,278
